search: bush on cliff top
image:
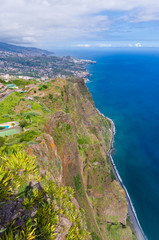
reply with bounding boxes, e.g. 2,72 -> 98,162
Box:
0,147 -> 90,240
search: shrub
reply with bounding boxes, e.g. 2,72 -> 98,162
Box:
19,119 -> 28,128
0,151 -> 90,240
39,85 -> 48,91
74,174 -> 82,191
2,114 -> 10,118
24,111 -> 41,118
41,104 -> 50,113
65,106 -> 69,113
20,130 -> 38,142
77,135 -> 91,145
0,137 -> 5,147
49,94 -> 53,100
110,169 -> 116,181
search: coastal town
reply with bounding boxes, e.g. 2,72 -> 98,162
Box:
0,53 -> 96,137
0,50 -> 96,79
0,74 -> 39,101
0,49 -> 97,103
0,45 -> 96,137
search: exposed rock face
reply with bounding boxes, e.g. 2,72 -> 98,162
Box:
31,133 -> 62,182
56,217 -> 72,240
31,78 -> 136,239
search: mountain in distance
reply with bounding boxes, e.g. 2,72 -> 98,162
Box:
0,42 -> 53,56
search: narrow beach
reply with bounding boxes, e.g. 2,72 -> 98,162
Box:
108,117 -> 146,240
97,109 -> 146,240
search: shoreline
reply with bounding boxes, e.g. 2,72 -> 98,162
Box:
97,109 -> 147,240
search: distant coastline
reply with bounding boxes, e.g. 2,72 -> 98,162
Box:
97,109 -> 147,240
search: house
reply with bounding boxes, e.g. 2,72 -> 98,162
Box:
41,76 -> 49,82
0,83 -> 4,89
19,76 -> 33,80
25,84 -> 36,90
28,96 -> 34,101
21,90 -> 27,93
27,104 -> 32,109
2,74 -> 11,81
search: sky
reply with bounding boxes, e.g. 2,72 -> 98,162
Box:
1,0 -> 159,49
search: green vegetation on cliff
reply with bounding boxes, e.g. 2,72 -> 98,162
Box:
0,146 -> 90,240
0,77 -> 136,239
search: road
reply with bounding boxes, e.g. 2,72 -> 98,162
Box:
0,90 -> 14,102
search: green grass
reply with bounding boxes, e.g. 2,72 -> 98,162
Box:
9,79 -> 36,87
74,174 -> 82,191
91,232 -> 102,240
107,223 -> 122,240
20,130 -> 39,142
77,135 -> 91,145
0,92 -> 21,123
23,111 -> 41,118
110,169 -> 116,181
39,82 -> 52,91
32,101 -> 42,111
0,128 -> 21,137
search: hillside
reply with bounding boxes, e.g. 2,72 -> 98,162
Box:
0,42 -> 53,55
0,77 -> 136,239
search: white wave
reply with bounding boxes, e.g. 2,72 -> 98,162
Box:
97,108 -> 147,240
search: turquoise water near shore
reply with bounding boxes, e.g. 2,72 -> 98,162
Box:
55,48 -> 159,240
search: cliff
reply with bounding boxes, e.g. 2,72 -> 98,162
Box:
0,77 -> 136,239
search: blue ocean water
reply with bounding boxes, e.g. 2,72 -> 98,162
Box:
55,48 -> 159,240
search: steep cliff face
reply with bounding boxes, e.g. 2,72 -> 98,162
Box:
31,78 -> 136,239
0,77 -> 136,239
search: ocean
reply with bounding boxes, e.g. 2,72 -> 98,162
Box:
55,48 -> 159,240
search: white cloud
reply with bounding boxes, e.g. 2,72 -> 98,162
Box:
75,43 -> 112,48
135,42 -> 142,47
76,44 -> 91,48
0,0 -> 159,46
96,43 -> 112,47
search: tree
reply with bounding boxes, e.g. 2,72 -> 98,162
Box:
19,119 -> 28,128
11,123 -> 15,128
